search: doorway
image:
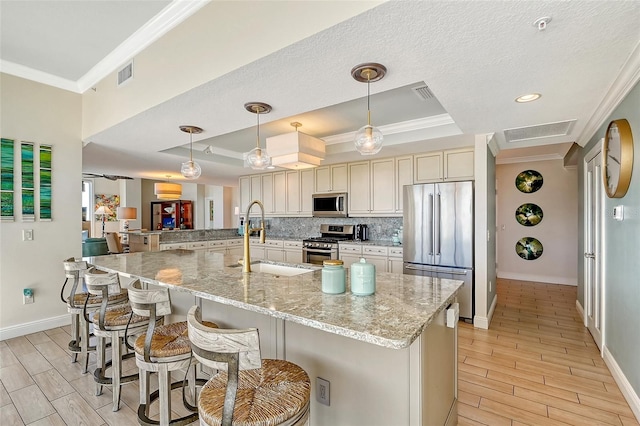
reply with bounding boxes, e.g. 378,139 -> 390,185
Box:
583,142 -> 604,352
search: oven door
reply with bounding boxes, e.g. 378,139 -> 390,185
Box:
303,247 -> 337,265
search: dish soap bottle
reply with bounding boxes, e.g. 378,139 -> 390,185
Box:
350,258 -> 376,296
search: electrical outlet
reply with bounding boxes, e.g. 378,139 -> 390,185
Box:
22,229 -> 34,241
23,288 -> 34,304
316,377 -> 330,406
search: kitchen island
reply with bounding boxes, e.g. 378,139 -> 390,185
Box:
88,249 -> 462,426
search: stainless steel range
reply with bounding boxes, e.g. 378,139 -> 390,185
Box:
302,224 -> 354,265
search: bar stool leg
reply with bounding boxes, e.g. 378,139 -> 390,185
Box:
111,334 -> 123,412
70,314 -> 79,363
80,317 -> 91,373
95,334 -> 106,396
158,364 -> 172,426
139,369 -> 151,419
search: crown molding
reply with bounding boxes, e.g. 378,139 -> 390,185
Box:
322,114 -> 455,145
76,0 -> 210,93
486,133 -> 499,157
1,60 -> 80,93
576,39 -> 640,147
496,153 -> 564,165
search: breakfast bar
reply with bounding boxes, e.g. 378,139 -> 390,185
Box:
88,249 -> 463,426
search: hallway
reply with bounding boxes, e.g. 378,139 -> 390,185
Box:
458,279 -> 638,425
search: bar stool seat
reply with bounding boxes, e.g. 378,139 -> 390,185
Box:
187,305 -> 310,426
199,359 -> 311,426
61,258 -> 127,373
84,268 -> 149,412
128,280 -> 218,426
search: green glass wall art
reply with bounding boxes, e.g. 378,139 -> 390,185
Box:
515,203 -> 543,227
515,237 -> 543,260
515,170 -> 543,193
1,138 -> 14,221
21,142 -> 35,221
40,145 -> 52,220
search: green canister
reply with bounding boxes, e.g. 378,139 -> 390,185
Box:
322,259 -> 346,294
350,258 -> 376,295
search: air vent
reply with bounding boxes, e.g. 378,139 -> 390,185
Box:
117,60 -> 134,86
504,119 -> 576,143
411,85 -> 434,101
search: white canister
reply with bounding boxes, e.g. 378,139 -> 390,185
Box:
350,258 -> 376,296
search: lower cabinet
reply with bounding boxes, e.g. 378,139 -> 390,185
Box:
339,244 -> 403,274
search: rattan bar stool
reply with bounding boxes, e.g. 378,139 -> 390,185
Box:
187,305 -> 311,426
127,280 -> 219,426
61,258 -> 128,373
84,267 -> 150,412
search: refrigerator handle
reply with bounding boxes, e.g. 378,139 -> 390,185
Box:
428,194 -> 434,255
435,193 -> 441,255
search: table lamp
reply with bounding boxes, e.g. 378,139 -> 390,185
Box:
117,207 -> 137,231
94,206 -> 113,237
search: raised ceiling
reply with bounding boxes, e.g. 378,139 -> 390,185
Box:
2,1 -> 639,186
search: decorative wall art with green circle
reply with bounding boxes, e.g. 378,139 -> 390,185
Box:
515,203 -> 543,227
515,170 -> 543,193
515,237 -> 543,260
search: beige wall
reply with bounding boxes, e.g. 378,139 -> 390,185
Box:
0,73 -> 82,334
496,160 -> 578,285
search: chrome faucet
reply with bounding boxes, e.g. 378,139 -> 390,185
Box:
242,200 -> 266,273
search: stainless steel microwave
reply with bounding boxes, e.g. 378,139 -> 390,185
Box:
312,193 -> 348,218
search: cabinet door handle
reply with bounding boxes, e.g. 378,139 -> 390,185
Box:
584,252 -> 595,259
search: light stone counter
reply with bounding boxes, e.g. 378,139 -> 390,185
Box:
88,249 -> 461,350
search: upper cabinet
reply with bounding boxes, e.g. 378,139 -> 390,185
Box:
414,148 -> 474,183
151,200 -> 193,230
315,164 -> 348,193
239,146 -> 474,217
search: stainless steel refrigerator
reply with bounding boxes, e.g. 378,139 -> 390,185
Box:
403,181 -> 474,321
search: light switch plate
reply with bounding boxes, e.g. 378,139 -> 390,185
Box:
613,205 -> 624,221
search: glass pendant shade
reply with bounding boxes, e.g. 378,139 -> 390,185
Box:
245,146 -> 271,170
179,125 -> 203,179
181,160 -> 201,179
354,124 -> 383,155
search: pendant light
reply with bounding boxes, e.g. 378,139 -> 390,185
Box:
180,125 -> 202,179
244,102 -> 272,170
154,175 -> 182,200
351,63 -> 387,155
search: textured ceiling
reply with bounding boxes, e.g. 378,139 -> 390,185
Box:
2,1 -> 639,186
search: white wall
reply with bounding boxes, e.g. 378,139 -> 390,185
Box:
496,159 -> 578,285
0,73 -> 82,335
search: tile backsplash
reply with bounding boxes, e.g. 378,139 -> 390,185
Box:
264,217 -> 403,241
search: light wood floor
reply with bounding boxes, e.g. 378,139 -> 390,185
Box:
458,278 -> 639,426
0,278 -> 638,425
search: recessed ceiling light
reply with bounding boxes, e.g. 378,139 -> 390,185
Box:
515,93 -> 541,103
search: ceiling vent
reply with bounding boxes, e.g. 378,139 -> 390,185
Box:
117,60 -> 134,86
411,85 -> 434,101
504,119 -> 576,143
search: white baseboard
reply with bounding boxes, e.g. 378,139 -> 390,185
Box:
576,299 -> 586,326
474,314 -> 489,329
603,346 -> 640,422
487,293 -> 498,324
0,314 -> 71,341
497,271 -> 577,286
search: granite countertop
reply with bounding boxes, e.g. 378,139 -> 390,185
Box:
87,250 -> 461,350
340,240 -> 402,247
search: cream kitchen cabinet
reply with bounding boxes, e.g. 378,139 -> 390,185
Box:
370,158 -> 395,214
285,169 -> 313,216
315,164 -> 348,193
284,241 -> 303,263
264,240 -> 285,262
347,161 -> 371,215
207,240 -> 227,253
388,247 -> 404,274
239,175 -> 264,216
444,148 -> 474,181
261,173 -> 274,214
226,238 -> 243,256
362,245 -> 388,272
272,172 -> 287,215
159,242 -> 187,250
349,159 -> 396,216
186,241 -> 208,250
414,148 -> 474,183
249,239 -> 266,260
339,243 -> 362,269
414,152 -> 443,183
395,155 -> 413,213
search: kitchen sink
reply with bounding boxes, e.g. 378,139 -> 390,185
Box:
229,261 -> 314,276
